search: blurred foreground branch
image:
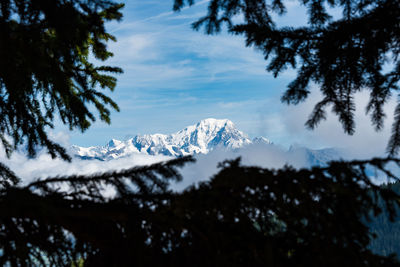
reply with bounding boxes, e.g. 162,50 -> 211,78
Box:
1,156 -> 400,266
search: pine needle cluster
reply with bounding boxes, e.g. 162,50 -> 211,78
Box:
2,157 -> 400,266
174,0 -> 400,154
0,1 -> 400,266
0,0 -> 124,160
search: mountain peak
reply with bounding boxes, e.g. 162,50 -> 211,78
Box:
72,119 -> 261,160
197,118 -> 233,127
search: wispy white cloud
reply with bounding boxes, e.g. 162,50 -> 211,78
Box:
66,0 -> 387,161
104,1 -> 282,90
260,88 -> 397,158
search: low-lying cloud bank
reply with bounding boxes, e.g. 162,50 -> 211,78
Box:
176,143 -> 315,190
0,150 -> 171,185
1,137 -> 396,191
0,142 -> 344,190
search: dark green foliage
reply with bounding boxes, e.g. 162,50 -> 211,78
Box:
0,156 -> 194,266
1,0 -> 400,266
174,0 -> 400,154
1,156 -> 400,266
0,0 -> 124,160
369,181 -> 400,257
0,162 -> 19,189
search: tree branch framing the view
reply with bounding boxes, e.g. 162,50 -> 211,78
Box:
0,0 -> 400,266
174,0 -> 400,154
0,0 -> 124,160
2,156 -> 400,266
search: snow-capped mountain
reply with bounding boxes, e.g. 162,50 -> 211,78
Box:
71,118 -> 268,160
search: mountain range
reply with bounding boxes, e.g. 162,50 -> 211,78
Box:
71,118 -> 341,166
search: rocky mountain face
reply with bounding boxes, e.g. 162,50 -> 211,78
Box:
71,118 -> 270,160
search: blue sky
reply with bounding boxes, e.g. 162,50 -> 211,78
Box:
66,0 -> 293,145
63,0 -> 394,156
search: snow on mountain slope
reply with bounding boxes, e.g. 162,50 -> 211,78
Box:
71,118 -> 262,160
70,118 -> 341,168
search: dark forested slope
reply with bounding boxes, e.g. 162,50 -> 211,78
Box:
370,182 -> 400,257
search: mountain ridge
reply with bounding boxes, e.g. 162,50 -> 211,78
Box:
71,118 -> 271,160
70,118 -> 341,168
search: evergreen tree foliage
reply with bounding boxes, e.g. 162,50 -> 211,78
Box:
1,156 -> 400,266
174,0 -> 400,154
368,181 -> 400,258
0,0 -> 400,266
0,0 -> 124,160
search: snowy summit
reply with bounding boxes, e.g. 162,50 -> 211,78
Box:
71,118 -> 270,160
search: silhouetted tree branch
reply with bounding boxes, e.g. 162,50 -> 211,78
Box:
1,0 -> 400,266
1,156 -> 400,266
174,0 -> 400,154
0,0 -> 124,160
